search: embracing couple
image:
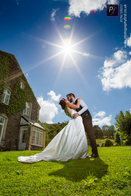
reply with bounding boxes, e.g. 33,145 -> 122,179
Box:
18,93 -> 98,163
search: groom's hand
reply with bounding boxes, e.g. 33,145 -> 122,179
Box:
73,113 -> 79,119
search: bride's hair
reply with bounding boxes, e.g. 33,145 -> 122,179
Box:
59,98 -> 66,110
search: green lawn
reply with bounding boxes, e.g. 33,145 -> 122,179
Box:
0,146 -> 131,196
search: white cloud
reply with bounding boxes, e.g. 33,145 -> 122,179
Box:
99,50 -> 131,91
93,111 -> 112,127
94,111 -> 106,118
129,51 -> 131,55
47,90 -> 61,101
37,91 -> 61,123
50,8 -> 59,21
114,50 -> 127,61
68,0 -> 119,17
127,36 -> 131,47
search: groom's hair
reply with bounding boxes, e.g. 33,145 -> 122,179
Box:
66,93 -> 75,98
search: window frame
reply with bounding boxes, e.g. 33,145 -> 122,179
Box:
24,102 -> 30,117
31,128 -> 43,147
0,116 -> 5,144
2,89 -> 11,105
20,81 -> 24,89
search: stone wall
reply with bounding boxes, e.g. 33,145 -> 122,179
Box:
0,111 -> 22,151
31,98 -> 40,122
0,51 -> 41,151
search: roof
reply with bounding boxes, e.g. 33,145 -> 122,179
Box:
0,50 -> 41,109
20,115 -> 46,131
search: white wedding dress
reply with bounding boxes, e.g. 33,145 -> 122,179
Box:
18,109 -> 88,163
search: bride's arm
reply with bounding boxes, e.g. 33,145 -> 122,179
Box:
65,97 -> 82,109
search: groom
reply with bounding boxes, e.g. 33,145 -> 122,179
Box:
66,93 -> 99,158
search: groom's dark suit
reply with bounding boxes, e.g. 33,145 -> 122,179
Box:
74,99 -> 98,156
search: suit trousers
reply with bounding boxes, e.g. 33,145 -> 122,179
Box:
81,112 -> 98,155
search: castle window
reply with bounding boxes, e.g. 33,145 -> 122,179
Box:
32,128 -> 43,146
24,102 -> 30,117
20,81 -> 24,89
0,116 -> 5,144
2,89 -> 11,105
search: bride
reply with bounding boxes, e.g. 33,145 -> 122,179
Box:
18,97 -> 88,163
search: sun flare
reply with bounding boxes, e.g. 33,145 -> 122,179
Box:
25,26 -> 105,83
63,44 -> 72,54
63,38 -> 72,54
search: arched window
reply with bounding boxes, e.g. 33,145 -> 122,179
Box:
20,81 -> 24,89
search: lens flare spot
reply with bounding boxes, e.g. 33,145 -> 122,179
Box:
64,16 -> 70,20
64,25 -> 71,29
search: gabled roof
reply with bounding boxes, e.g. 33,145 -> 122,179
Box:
0,50 -> 41,109
20,115 -> 46,131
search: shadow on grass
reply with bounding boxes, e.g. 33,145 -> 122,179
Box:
49,157 -> 108,182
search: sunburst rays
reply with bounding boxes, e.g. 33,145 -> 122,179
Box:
24,26 -> 105,84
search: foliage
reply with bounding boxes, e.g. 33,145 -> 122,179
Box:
115,110 -> 131,145
93,125 -> 103,139
93,125 -> 115,139
96,139 -> 114,147
104,139 -> 113,147
123,136 -> 131,146
0,51 -> 10,94
114,131 -> 121,145
0,51 -> 37,116
102,125 -> 115,139
0,147 -> 131,195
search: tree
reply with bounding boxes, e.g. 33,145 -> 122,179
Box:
114,131 -> 121,145
115,110 -> 131,145
108,125 -> 115,139
101,125 -> 115,138
93,125 -> 103,139
102,125 -> 109,138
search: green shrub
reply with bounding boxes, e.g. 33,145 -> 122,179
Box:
105,139 -> 113,147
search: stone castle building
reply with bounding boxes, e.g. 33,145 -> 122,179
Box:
0,50 -> 46,151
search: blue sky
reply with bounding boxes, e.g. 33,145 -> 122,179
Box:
1,0 -> 131,126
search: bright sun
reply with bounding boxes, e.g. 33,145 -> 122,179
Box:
64,44 -> 72,54
63,38 -> 72,54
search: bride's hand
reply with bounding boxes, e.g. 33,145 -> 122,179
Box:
64,99 -> 69,104
78,97 -> 82,101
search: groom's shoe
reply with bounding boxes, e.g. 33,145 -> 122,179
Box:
87,154 -> 99,158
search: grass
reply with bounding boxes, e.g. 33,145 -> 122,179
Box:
0,146 -> 131,196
